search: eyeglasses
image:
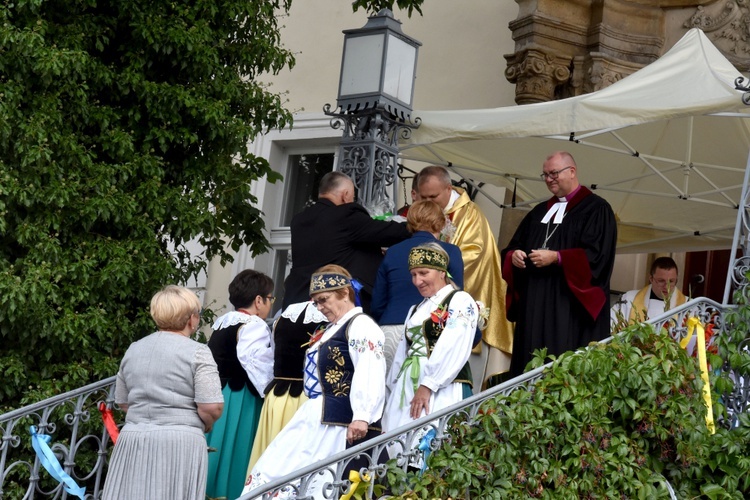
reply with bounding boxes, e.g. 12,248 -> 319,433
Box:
311,294 -> 332,307
266,295 -> 276,304
540,166 -> 572,180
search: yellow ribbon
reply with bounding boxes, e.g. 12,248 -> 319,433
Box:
339,469 -> 370,500
681,317 -> 715,434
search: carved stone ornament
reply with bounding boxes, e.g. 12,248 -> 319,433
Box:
684,0 -> 750,70
504,49 -> 571,104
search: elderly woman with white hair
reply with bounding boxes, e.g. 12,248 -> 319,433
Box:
103,285 -> 224,500
242,264 -> 386,499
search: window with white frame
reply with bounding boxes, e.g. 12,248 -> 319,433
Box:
268,149 -> 335,312
228,115 -> 344,315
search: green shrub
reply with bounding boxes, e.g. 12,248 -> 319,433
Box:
387,322 -> 750,498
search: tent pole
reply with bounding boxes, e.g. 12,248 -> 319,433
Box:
722,149 -> 750,305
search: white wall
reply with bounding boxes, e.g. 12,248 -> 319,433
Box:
267,1 -> 519,114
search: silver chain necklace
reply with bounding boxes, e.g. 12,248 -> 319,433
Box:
541,215 -> 564,249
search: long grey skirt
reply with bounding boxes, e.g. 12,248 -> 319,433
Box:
102,423 -> 208,500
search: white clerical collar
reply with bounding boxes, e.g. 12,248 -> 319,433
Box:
541,200 -> 567,224
444,189 -> 460,212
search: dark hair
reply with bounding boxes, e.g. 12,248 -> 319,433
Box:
650,256 -> 678,276
318,171 -> 353,197
229,269 -> 274,309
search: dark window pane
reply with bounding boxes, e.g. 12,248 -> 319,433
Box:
272,249 -> 292,316
281,153 -> 335,226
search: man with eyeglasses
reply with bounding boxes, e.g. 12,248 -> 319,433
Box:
502,151 -> 617,378
610,256 -> 687,330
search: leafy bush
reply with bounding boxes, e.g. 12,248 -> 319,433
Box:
0,0 -> 294,409
387,322 -> 750,498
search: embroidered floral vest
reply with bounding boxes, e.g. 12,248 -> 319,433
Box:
415,290 -> 473,388
318,313 -> 382,431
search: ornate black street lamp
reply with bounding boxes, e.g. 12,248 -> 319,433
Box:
324,9 -> 421,215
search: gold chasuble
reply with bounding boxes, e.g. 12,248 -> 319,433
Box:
445,188 -> 514,361
629,286 -> 687,323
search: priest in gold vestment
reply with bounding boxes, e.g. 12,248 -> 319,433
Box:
418,166 -> 514,388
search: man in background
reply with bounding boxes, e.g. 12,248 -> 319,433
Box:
611,256 -> 687,329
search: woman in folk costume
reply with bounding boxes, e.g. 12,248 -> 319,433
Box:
382,242 -> 481,438
242,265 -> 386,500
246,298 -> 327,471
371,199 -> 465,374
205,270 -> 274,500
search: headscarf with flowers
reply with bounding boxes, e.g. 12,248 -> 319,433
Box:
408,246 -> 449,273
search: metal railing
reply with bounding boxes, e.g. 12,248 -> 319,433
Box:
0,297 -> 745,500
243,296 -> 738,500
0,377 -> 116,499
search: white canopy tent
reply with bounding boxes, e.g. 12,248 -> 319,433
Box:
400,29 -> 750,263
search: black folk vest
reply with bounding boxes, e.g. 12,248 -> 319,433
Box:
317,313 -> 382,431
267,313 -> 326,397
207,322 -> 261,398
412,290 -> 473,388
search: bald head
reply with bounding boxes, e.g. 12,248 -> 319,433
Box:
542,151 -> 580,198
319,171 -> 355,206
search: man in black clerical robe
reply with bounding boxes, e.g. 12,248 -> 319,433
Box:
501,151 -> 617,377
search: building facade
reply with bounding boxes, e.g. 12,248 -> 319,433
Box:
202,0 -> 746,315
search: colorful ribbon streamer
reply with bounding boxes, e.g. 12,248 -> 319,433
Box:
340,469 -> 371,500
351,278 -> 363,307
98,402 -> 119,444
29,426 -> 86,499
398,355 -> 422,409
417,428 -> 437,474
680,317 -> 715,434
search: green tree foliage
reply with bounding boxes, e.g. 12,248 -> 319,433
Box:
0,0 -> 294,408
352,0 -> 424,17
387,323 -> 750,498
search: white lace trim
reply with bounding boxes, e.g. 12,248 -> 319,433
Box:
280,301 -> 327,324
211,310 -> 257,330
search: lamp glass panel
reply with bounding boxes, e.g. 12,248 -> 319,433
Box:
340,33 -> 385,97
383,34 -> 416,105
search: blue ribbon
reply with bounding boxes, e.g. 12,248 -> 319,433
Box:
417,428 -> 436,474
29,426 -> 86,499
351,278 -> 363,307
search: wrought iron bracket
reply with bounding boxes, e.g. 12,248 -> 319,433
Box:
324,103 -> 420,216
735,76 -> 750,105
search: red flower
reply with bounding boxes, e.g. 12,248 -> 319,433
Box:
705,322 -> 718,355
302,325 -> 327,348
430,304 -> 449,329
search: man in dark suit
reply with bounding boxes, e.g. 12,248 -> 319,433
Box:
282,171 -> 410,313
